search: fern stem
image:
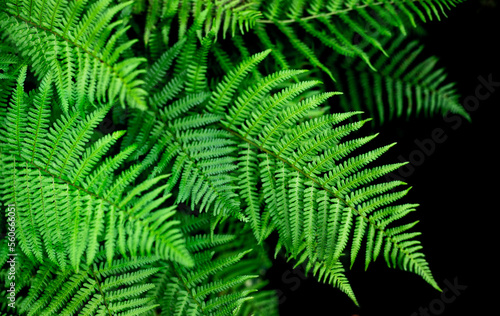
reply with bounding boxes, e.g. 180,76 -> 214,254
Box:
90,268 -> 113,316
171,265 -> 206,313
258,0 -> 420,24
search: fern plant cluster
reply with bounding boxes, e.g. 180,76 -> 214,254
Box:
0,0 -> 470,314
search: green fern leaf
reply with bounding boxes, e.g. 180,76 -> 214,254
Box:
210,54 -> 441,296
0,70 -> 193,271
0,0 -> 147,111
333,34 -> 470,125
19,253 -> 159,316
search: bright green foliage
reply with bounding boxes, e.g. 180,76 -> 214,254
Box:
17,253 -> 160,315
0,68 -> 192,272
150,215 -> 272,315
213,54 -> 440,293
0,0 -> 147,112
0,0 -> 470,314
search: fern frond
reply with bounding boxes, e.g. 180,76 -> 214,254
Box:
208,49 -> 271,115
152,216 -> 267,316
252,0 -> 464,77
0,70 -> 192,271
0,0 -> 147,111
307,259 -> 359,306
209,53 -> 441,296
275,23 -> 336,81
119,38 -> 253,223
185,32 -> 215,94
122,106 -> 244,222
166,0 -> 262,40
18,253 -> 159,316
333,34 -> 470,125
238,285 -> 279,316
144,38 -> 186,93
0,0 -> 466,311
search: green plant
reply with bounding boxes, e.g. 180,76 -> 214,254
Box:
0,0 -> 470,314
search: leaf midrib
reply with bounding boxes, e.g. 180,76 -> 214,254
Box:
258,0 -> 425,24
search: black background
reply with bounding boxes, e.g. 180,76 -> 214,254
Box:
270,1 -> 500,315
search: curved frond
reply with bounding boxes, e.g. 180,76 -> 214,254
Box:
209,53 -> 441,296
0,70 -> 192,271
333,34 -> 470,125
0,0 -> 147,112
